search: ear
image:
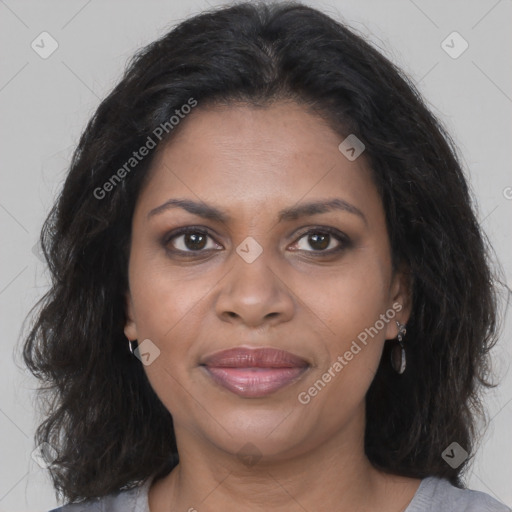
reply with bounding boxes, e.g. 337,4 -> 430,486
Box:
384,267 -> 412,340
124,292 -> 138,341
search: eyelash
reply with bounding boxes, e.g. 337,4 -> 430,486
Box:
163,226 -> 351,257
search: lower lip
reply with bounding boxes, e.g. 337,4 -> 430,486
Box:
203,366 -> 308,398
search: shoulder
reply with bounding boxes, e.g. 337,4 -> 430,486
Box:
407,476 -> 511,512
47,476 -> 152,512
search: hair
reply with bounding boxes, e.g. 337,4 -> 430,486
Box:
21,0 -> 501,504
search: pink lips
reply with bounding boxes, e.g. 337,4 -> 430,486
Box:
201,347 -> 309,398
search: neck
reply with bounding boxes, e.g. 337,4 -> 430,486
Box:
148,411 -> 419,512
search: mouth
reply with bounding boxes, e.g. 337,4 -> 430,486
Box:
200,347 -> 310,398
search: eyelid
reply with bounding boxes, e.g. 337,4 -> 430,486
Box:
163,226 -> 217,243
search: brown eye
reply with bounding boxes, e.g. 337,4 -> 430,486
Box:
182,232 -> 207,250
306,233 -> 331,251
166,228 -> 222,253
294,230 -> 344,252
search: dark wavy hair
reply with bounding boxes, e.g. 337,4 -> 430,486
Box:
20,0 -> 501,504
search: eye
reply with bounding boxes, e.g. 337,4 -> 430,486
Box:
291,227 -> 349,254
165,227 -> 222,253
163,226 -> 350,257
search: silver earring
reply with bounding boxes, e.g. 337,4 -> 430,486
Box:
128,339 -> 138,355
391,321 -> 406,374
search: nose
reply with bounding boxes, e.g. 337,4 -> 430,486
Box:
214,249 -> 295,328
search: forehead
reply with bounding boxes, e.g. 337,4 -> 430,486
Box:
153,101 -> 356,169
135,102 -> 380,222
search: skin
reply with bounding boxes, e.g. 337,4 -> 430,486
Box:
124,101 -> 420,512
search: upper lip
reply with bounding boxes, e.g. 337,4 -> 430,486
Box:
201,347 -> 309,368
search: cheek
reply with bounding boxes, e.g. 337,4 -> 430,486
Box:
302,258 -> 392,407
128,261 -> 206,415
303,260 -> 391,344
129,255 -> 206,339
297,268 -> 389,424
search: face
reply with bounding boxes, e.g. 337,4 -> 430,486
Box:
124,101 -> 410,463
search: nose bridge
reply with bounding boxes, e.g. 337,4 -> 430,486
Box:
214,238 -> 294,326
232,244 -> 275,297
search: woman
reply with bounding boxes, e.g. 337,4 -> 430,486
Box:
23,2 -> 509,511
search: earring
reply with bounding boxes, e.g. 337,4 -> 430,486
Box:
391,321 -> 406,374
128,339 -> 138,356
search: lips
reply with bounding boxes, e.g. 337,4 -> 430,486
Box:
200,347 -> 310,398
201,347 -> 309,368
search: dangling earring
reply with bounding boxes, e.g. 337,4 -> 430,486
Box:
391,321 -> 406,374
128,339 -> 138,356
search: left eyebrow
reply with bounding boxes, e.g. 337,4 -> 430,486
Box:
277,198 -> 367,225
147,197 -> 367,225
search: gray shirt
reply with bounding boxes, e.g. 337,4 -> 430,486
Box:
48,475 -> 511,512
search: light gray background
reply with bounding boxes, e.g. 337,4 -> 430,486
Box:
1,1 -> 511,510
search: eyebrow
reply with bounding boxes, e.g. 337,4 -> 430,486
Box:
147,198 -> 367,225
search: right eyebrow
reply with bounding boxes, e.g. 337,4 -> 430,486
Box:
147,198 -> 230,223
